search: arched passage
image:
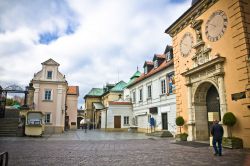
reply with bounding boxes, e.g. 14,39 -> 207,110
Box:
77,117 -> 83,129
193,82 -> 220,141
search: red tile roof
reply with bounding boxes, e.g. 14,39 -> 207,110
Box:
127,59 -> 174,88
67,86 -> 79,96
108,101 -> 132,105
143,61 -> 154,67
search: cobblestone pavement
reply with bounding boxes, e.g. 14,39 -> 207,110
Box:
0,131 -> 250,166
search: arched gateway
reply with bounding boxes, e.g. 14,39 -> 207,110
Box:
193,82 -> 220,141
181,57 -> 228,141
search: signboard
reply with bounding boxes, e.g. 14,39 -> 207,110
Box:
149,107 -> 158,114
231,92 -> 246,101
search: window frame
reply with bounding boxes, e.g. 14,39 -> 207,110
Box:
124,116 -> 129,125
44,89 -> 52,101
139,88 -> 143,102
144,66 -> 148,74
45,112 -> 51,124
161,79 -> 166,94
154,60 -> 158,68
166,51 -> 172,61
132,90 -> 136,103
47,71 -> 53,79
147,85 -> 152,99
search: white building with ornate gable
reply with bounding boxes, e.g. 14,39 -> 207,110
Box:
127,46 -> 176,134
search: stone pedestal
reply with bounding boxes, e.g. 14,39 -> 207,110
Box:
187,122 -> 195,141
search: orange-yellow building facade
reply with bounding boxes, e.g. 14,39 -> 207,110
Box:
166,0 -> 250,147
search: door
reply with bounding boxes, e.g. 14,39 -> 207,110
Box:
77,117 -> 83,129
65,116 -> 69,130
114,116 -> 121,128
162,113 -> 168,130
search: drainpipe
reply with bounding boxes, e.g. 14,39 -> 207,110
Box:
105,108 -> 107,131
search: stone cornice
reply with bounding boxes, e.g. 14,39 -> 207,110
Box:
165,0 -> 218,37
32,80 -> 68,85
181,57 -> 225,77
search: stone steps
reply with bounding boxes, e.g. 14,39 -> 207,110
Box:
0,117 -> 19,137
146,130 -> 173,137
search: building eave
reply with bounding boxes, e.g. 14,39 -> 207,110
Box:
165,0 -> 219,37
127,60 -> 174,88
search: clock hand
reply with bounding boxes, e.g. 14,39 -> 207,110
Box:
209,23 -> 216,27
182,43 -> 188,46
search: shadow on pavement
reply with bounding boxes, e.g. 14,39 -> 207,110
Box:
172,141 -> 209,148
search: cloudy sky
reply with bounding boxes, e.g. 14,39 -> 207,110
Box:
0,0 -> 191,106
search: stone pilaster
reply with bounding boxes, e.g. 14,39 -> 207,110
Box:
187,83 -> 195,141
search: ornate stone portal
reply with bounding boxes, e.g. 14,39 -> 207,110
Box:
181,20 -> 228,141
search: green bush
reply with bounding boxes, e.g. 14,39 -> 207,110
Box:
175,133 -> 188,141
176,116 -> 184,133
223,112 -> 236,138
222,137 -> 243,149
176,116 -> 184,126
223,112 -> 236,127
180,133 -> 188,141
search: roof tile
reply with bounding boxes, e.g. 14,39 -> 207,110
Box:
67,86 -> 79,95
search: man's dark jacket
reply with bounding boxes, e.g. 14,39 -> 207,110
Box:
211,123 -> 224,140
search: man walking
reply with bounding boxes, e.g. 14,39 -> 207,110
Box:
211,120 -> 224,156
80,119 -> 87,133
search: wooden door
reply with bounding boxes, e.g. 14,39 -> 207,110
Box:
114,116 -> 121,128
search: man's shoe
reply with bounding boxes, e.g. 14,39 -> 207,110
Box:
219,154 -> 222,156
214,153 -> 218,156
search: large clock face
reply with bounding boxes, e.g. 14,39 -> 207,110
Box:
180,33 -> 193,57
205,10 -> 228,42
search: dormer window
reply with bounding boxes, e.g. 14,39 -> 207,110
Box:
154,60 -> 158,68
166,51 -> 172,61
47,71 -> 52,79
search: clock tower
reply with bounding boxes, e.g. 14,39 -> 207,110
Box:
165,0 -> 250,148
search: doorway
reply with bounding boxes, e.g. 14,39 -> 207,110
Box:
77,117 -> 83,129
206,85 -> 220,137
114,116 -> 121,128
162,113 -> 168,130
194,82 -> 220,141
65,116 -> 69,130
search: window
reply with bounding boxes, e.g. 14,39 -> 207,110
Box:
161,79 -> 166,94
124,116 -> 129,125
44,89 -> 52,100
139,89 -> 143,101
144,66 -> 147,74
47,71 -> 52,79
45,112 -> 51,123
132,91 -> 136,103
147,85 -> 152,98
166,52 -> 173,61
154,60 -> 158,68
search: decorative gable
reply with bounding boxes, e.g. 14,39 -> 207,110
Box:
41,58 -> 60,66
32,58 -> 66,82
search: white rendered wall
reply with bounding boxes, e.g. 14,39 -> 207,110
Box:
129,65 -> 176,133
101,105 -> 132,129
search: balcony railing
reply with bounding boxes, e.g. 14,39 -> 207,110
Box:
0,152 -> 8,166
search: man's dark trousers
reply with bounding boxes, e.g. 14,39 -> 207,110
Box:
212,137 -> 222,155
